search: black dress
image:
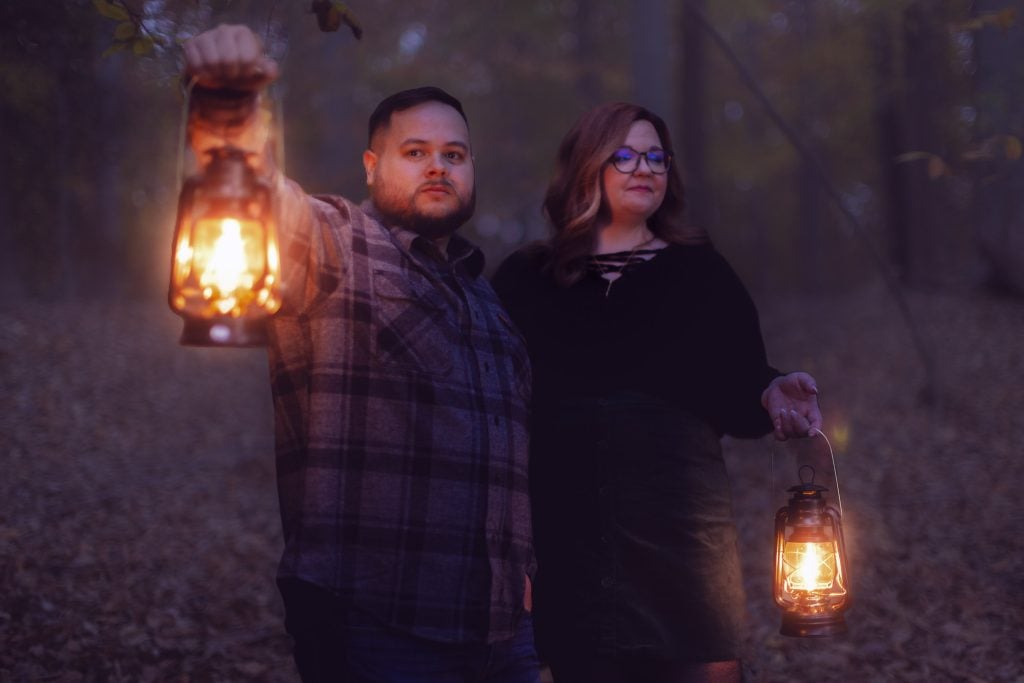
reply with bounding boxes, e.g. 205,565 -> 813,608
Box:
492,242 -> 778,667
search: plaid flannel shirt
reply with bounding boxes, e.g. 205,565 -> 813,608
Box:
189,92 -> 534,644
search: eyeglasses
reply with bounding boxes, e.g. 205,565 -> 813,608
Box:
608,146 -> 671,174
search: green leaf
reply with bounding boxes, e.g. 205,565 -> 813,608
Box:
927,155 -> 950,179
894,152 -> 931,163
993,8 -> 1016,30
1004,136 -> 1022,161
100,41 -> 130,58
311,0 -> 363,39
334,1 -> 364,40
114,21 -> 136,40
311,0 -> 340,31
951,9 -> 1017,32
132,37 -> 154,56
92,0 -> 130,22
952,17 -> 985,31
961,147 -> 990,162
895,151 -> 950,178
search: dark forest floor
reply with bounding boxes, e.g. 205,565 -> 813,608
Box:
2,282 -> 1023,682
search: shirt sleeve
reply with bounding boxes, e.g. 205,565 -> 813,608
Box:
699,247 -> 779,438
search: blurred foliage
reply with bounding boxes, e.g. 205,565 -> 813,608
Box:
310,0 -> 363,38
953,6 -> 1016,30
1,0 -> 1022,299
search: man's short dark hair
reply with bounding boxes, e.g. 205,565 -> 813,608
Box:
367,86 -> 468,148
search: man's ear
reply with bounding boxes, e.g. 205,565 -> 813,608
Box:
363,149 -> 378,186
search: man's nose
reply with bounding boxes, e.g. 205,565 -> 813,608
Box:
425,152 -> 448,176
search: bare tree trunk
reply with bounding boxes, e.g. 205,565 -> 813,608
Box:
630,0 -> 672,120
898,0 -> 969,287
794,0 -> 823,291
93,55 -> 126,299
54,74 -> 76,300
972,0 -> 1024,294
871,13 -> 911,274
573,0 -> 603,106
0,102 -> 18,298
678,0 -> 713,231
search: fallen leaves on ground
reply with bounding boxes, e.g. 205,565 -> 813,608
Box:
1,282 -> 1022,682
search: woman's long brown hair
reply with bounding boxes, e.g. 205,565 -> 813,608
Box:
542,102 -> 706,287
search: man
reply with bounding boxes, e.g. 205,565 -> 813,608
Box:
183,24 -> 538,682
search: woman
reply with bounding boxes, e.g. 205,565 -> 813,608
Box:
492,103 -> 821,683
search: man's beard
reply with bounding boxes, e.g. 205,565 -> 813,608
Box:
371,179 -> 476,240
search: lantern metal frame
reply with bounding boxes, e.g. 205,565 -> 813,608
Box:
168,144 -> 282,346
772,439 -> 851,638
168,80 -> 284,348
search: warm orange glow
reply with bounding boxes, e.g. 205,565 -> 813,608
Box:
194,217 -> 264,298
169,146 -> 283,345
169,210 -> 281,324
175,239 -> 194,267
267,241 -> 280,273
831,422 -> 851,453
202,218 -> 247,293
773,478 -> 850,636
783,541 -> 836,592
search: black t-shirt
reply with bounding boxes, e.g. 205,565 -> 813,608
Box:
492,242 -> 776,437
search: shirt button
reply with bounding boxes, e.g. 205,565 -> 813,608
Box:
601,576 -> 614,589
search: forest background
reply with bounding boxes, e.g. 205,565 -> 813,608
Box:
2,0 -> 1023,681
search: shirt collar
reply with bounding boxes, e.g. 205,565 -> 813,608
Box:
361,199 -> 485,278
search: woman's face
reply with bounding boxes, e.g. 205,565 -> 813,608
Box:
601,119 -> 669,227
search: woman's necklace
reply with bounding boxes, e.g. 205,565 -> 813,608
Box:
589,235 -> 657,297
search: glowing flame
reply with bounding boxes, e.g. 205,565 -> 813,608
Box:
267,241 -> 279,272
785,542 -> 835,592
199,218 -> 253,295
175,240 -> 194,266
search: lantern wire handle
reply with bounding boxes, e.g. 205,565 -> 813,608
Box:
812,428 -> 844,517
770,428 -> 844,518
176,77 -> 199,189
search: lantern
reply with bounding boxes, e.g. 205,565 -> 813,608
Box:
169,146 -> 281,346
773,465 -> 850,637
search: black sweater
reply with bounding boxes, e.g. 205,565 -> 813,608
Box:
492,242 -> 777,438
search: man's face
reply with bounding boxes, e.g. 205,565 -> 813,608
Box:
363,101 -> 476,239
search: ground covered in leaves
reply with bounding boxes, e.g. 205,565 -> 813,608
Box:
1,282 -> 1023,682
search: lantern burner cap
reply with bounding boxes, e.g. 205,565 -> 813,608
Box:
788,464 -> 829,496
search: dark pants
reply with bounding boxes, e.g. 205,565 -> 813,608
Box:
278,579 -> 541,683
